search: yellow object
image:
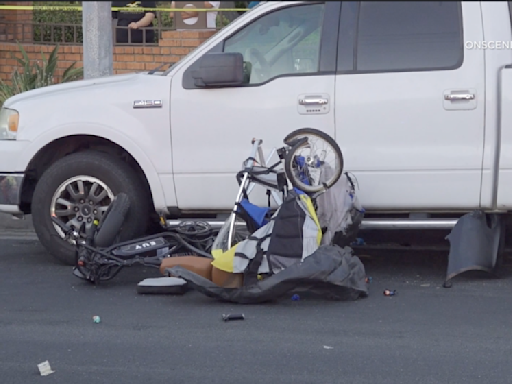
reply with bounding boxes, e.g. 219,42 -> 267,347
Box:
300,194 -> 322,245
211,244 -> 238,273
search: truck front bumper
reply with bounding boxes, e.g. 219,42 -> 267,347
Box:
0,139 -> 30,215
0,173 -> 24,214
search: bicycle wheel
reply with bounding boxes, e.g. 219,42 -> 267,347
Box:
94,193 -> 130,248
284,128 -> 343,194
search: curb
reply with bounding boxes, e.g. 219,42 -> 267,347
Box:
0,212 -> 35,232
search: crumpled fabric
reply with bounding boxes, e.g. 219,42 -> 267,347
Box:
166,245 -> 369,304
315,166 -> 365,246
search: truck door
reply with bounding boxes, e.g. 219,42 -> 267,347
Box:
169,1 -> 340,210
335,1 -> 485,210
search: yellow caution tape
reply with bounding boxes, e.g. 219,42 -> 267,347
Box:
0,5 -> 249,12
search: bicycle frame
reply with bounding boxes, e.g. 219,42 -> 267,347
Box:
227,138 -> 292,246
49,135 -> 310,284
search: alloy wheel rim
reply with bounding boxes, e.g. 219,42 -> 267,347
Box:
50,176 -> 114,242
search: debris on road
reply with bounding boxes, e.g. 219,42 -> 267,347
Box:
323,346 -> 334,350
37,361 -> 54,376
291,294 -> 300,301
352,238 -> 365,246
136,276 -> 188,295
93,315 -> 101,324
383,289 -> 396,297
444,211 -> 500,286
222,314 -> 245,322
366,277 -> 372,283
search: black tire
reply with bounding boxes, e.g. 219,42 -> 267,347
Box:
283,128 -> 344,194
94,192 -> 130,248
32,150 -> 152,265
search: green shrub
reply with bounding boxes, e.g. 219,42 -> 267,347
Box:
152,2 -> 173,43
32,1 -> 174,43
0,42 -> 84,107
216,14 -> 231,28
155,2 -> 173,28
30,1 -> 238,44
32,1 -> 83,43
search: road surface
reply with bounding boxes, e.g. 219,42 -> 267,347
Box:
1,237 -> 511,384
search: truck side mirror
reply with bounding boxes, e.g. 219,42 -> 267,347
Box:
192,52 -> 245,88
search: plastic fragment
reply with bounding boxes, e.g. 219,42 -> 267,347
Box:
222,314 -> 245,322
323,345 -> 334,350
352,238 -> 365,246
93,315 -> 101,323
37,361 -> 55,376
291,294 -> 300,301
365,277 -> 372,283
383,289 -> 396,297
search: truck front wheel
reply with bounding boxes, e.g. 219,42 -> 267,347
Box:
32,150 -> 151,265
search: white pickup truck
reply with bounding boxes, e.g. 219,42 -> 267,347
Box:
1,0 -> 512,265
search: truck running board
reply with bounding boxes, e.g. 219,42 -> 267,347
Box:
166,218 -> 459,230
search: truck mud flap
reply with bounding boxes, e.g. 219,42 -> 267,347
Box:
444,210 -> 502,283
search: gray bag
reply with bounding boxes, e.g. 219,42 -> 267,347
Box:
167,245 -> 369,304
316,169 -> 365,246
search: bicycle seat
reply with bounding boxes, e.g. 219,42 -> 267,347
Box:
284,137 -> 308,148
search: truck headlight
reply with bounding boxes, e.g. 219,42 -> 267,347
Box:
0,107 -> 19,140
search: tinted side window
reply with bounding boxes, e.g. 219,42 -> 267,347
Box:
222,4 -> 325,84
356,1 -> 463,72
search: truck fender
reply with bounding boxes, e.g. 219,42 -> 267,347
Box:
18,123 -> 171,211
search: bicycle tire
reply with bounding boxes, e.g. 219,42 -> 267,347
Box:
94,193 -> 130,248
284,128 -> 344,194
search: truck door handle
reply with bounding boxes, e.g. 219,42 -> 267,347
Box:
298,97 -> 328,106
444,93 -> 475,101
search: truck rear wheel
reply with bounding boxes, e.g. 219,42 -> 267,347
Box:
32,150 -> 151,265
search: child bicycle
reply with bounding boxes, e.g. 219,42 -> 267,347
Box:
50,128 -> 344,285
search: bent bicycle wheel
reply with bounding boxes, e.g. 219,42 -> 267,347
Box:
284,128 -> 343,194
94,193 -> 130,248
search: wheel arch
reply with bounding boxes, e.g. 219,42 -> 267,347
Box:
19,134 -> 167,215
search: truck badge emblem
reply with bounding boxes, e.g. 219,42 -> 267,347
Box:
133,100 -> 162,109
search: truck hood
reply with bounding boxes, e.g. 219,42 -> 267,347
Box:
7,71 -> 172,142
4,73 -> 152,108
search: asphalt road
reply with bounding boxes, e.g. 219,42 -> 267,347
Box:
1,237 -> 512,384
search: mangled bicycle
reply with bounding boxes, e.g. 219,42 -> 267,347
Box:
51,128 -> 350,286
